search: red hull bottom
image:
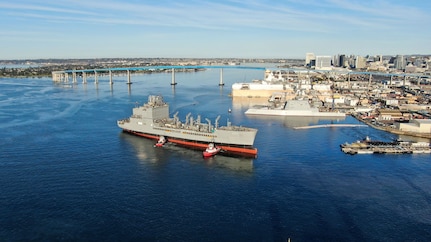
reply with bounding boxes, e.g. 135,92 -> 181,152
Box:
122,129 -> 258,158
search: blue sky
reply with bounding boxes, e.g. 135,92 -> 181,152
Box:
0,0 -> 430,59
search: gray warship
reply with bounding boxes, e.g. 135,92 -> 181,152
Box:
117,95 -> 258,157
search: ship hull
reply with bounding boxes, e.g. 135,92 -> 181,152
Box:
122,129 -> 258,157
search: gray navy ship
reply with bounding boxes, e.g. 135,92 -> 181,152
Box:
118,95 -> 258,157
245,92 -> 345,117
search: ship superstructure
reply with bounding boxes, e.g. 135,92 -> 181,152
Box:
245,92 -> 345,117
118,95 -> 258,157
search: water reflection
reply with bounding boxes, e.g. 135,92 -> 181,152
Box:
247,115 -> 346,128
231,96 -> 268,110
202,155 -> 253,173
119,132 -> 163,164
171,85 -> 176,96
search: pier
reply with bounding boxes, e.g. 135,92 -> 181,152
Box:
340,139 -> 431,155
293,124 -> 368,129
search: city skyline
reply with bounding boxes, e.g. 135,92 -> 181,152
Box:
1,0 -> 430,60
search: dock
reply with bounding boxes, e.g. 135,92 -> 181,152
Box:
340,137 -> 431,155
294,124 -> 367,129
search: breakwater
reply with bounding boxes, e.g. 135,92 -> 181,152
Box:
293,124 -> 367,129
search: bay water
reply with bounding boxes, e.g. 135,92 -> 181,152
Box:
1,67 -> 431,241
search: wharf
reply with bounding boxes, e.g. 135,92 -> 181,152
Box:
351,113 -> 431,139
294,124 -> 367,129
340,137 -> 431,155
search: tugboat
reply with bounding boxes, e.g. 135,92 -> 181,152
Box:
203,143 -> 221,157
155,136 -> 166,147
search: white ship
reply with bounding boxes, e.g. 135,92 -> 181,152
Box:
245,93 -> 345,117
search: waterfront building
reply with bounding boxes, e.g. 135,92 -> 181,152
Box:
396,119 -> 431,133
377,109 -> 403,121
315,56 -> 332,70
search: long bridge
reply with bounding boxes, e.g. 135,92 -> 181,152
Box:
52,65 -> 430,86
52,65 -> 267,86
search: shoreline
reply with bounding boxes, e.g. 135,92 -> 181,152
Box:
351,114 -> 431,139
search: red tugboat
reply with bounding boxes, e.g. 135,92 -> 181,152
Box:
203,143 -> 221,157
155,136 -> 166,147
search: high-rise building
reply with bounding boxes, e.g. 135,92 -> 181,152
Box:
355,56 -> 367,69
394,55 -> 406,70
305,53 -> 315,67
333,55 -> 339,67
315,56 -> 332,70
339,54 -> 346,67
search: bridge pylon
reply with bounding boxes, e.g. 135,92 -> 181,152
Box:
171,68 -> 177,85
219,68 -> 225,86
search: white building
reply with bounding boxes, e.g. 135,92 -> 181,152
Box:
305,53 -> 315,66
355,56 -> 367,69
385,99 -> 399,106
396,119 -> 431,134
315,56 -> 332,70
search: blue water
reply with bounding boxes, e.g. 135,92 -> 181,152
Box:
1,68 -> 431,241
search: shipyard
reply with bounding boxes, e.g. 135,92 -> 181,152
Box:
43,54 -> 431,149
13,53 -> 428,156
7,55 -> 431,156
228,54 -> 431,143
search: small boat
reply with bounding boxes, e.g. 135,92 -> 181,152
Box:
155,136 -> 167,147
203,143 -> 221,157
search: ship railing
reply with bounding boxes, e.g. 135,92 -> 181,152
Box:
218,126 -> 257,132
117,118 -> 130,124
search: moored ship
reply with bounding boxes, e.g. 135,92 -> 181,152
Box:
245,92 -> 345,117
340,136 -> 431,155
117,95 -> 258,157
